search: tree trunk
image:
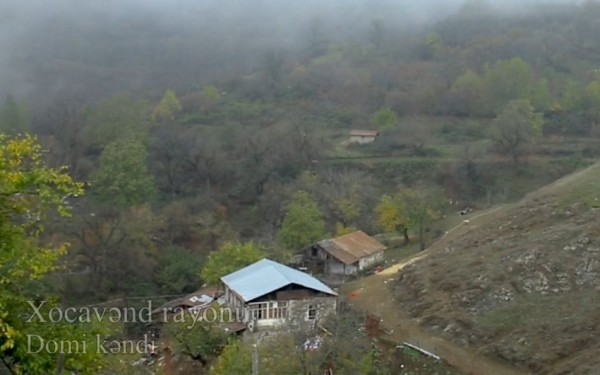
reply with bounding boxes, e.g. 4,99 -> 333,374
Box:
419,217 -> 425,251
402,227 -> 409,244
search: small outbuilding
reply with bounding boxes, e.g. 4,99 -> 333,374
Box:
305,231 -> 386,275
349,129 -> 379,144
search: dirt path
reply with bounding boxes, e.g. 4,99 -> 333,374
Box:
346,205 -> 532,375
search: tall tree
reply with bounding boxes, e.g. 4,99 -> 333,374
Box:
583,79 -> 600,125
482,58 -> 537,114
0,134 -> 105,373
376,186 -> 446,250
90,136 -> 156,207
368,19 -> 386,50
375,194 -> 411,243
157,247 -> 204,294
493,99 -> 543,163
402,186 -> 446,251
152,89 -> 182,122
164,315 -> 229,367
371,106 -> 398,131
447,70 -> 485,116
277,191 -> 326,251
201,242 -> 265,286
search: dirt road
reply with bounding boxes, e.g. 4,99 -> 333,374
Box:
345,205 -> 532,375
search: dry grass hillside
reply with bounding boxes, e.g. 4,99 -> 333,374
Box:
393,161 -> 600,374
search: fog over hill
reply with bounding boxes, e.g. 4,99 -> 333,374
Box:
0,0 -> 585,103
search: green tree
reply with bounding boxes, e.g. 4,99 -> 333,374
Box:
448,70 -> 485,115
153,88 -> 182,121
202,84 -> 221,101
157,247 -> 204,294
90,136 -> 156,207
277,191 -> 326,250
375,194 -> 411,243
211,311 -> 391,375
201,242 -> 265,286
164,316 -> 229,366
371,106 -> 398,131
493,99 -> 543,163
425,31 -> 443,52
0,95 -> 30,133
583,79 -> 600,124
83,93 -> 150,150
0,134 -> 106,373
560,80 -> 583,112
481,58 -> 546,114
334,223 -> 358,236
530,78 -> 551,112
210,339 -> 252,375
402,186 -> 446,251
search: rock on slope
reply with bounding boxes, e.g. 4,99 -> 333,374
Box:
393,162 -> 600,375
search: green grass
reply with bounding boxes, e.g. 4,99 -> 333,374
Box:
382,241 -> 422,266
557,162 -> 600,208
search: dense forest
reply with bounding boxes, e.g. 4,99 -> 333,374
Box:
2,0 -> 600,373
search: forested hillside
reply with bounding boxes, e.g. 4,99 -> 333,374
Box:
1,0 -> 600,372
2,0 -> 599,304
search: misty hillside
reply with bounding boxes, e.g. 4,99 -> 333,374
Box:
0,0 -> 459,102
3,0 -> 600,373
393,162 -> 600,374
0,0 -> 595,113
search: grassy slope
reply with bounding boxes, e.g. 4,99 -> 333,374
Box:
392,161 -> 600,374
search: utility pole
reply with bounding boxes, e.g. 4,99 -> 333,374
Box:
252,344 -> 259,375
55,353 -> 64,375
164,346 -> 172,375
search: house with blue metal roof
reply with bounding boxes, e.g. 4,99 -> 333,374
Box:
221,258 -> 337,330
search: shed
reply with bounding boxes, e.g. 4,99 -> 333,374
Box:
349,130 -> 379,144
306,231 -> 386,275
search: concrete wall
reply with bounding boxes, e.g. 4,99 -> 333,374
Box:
358,251 -> 384,270
289,297 -> 337,322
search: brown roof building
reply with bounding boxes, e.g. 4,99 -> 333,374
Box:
305,231 -> 386,275
349,130 -> 379,144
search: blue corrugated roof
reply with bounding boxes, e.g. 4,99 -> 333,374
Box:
221,258 -> 337,302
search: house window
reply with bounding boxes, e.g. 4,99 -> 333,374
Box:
307,304 -> 317,320
311,246 -> 319,257
249,301 -> 288,320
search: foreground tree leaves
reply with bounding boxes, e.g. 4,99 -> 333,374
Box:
0,133 -> 107,374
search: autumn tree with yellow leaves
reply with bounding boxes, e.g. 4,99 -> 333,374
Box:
0,134 -> 107,374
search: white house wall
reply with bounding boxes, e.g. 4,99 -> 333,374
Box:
358,251 -> 384,270
350,135 -> 376,144
255,318 -> 287,328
